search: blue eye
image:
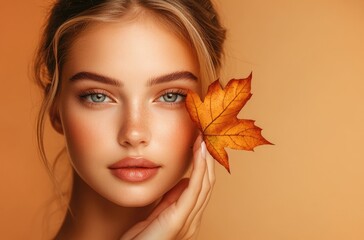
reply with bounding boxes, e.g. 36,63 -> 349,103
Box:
163,93 -> 179,102
90,93 -> 107,102
80,91 -> 112,104
159,91 -> 186,103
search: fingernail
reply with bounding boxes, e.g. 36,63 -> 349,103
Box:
201,141 -> 206,159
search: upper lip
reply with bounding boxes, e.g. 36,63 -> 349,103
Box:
108,157 -> 160,169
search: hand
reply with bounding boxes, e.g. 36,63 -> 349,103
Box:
120,135 -> 216,240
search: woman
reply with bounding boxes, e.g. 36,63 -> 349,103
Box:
34,0 -> 226,239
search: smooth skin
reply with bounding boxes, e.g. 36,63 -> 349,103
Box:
121,138 -> 215,240
54,14 -> 215,240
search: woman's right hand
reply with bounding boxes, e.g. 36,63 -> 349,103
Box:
120,135 -> 216,240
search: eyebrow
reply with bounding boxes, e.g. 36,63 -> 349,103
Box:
69,71 -> 122,87
147,71 -> 198,86
69,70 -> 198,87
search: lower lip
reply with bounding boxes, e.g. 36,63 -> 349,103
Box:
110,167 -> 159,182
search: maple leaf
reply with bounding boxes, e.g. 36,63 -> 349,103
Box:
185,73 -> 271,173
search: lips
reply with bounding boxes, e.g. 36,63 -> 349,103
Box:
108,157 -> 160,182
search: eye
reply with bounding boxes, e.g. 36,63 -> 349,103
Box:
157,90 -> 187,103
163,93 -> 181,102
90,93 -> 107,102
80,90 -> 113,104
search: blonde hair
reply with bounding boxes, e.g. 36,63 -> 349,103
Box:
34,0 -> 226,196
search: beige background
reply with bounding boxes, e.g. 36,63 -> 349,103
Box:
1,0 -> 364,239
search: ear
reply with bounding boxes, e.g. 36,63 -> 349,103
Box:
49,100 -> 64,135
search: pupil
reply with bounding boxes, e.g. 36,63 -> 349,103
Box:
163,93 -> 177,102
92,94 -> 105,102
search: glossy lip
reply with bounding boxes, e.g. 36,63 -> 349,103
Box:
108,157 -> 161,182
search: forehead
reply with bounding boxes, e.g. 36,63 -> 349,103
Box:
61,16 -> 199,83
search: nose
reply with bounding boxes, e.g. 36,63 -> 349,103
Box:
118,103 -> 151,148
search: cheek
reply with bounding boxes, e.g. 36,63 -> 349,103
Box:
63,118 -> 94,160
60,104 -> 115,167
152,108 -> 197,169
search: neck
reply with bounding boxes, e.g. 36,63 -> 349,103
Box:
55,173 -> 156,240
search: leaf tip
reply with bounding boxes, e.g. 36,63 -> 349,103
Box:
265,139 -> 274,146
221,162 -> 231,174
259,131 -> 274,147
207,79 -> 223,92
248,71 -> 253,80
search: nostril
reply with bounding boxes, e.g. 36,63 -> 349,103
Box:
118,128 -> 150,148
117,107 -> 151,148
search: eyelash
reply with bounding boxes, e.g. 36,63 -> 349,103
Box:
78,89 -> 188,106
157,89 -> 187,105
79,89 -> 113,105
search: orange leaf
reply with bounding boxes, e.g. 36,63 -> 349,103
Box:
185,73 -> 271,173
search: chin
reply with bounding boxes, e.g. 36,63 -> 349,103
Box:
107,187 -> 164,208
117,198 -> 159,208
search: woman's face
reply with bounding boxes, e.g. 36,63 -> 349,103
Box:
58,16 -> 200,207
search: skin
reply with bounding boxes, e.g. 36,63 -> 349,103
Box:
53,13 -> 215,240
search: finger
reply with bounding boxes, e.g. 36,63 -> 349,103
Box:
205,142 -> 216,185
153,136 -> 207,236
149,134 -> 203,222
185,147 -> 216,234
189,141 -> 215,214
174,137 -> 207,214
185,142 -> 211,217
180,142 -> 215,236
147,178 -> 189,220
193,133 -> 203,153
147,133 -> 203,221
